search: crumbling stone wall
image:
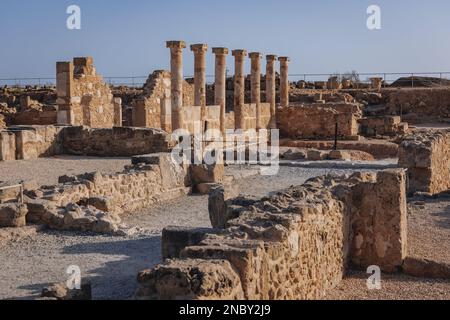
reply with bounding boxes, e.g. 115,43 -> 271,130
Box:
26,153 -> 190,234
136,169 -> 407,300
57,57 -> 119,128
399,129 -> 450,195
0,125 -> 173,161
358,116 -> 408,137
383,88 -> 450,123
131,70 -> 194,131
277,103 -> 362,139
0,126 -> 64,160
62,126 -> 173,157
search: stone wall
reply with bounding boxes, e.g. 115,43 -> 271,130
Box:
384,88 -> 450,123
25,153 -> 190,234
136,169 -> 407,300
57,57 -> 119,128
399,129 -> 450,195
62,126 -> 173,157
277,103 -> 362,139
0,125 -> 173,161
358,116 -> 408,137
0,126 -> 64,160
131,70 -> 194,131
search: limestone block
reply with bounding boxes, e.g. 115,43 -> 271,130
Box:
41,282 -> 92,300
161,226 -> 212,259
0,203 -> 28,227
190,163 -> 224,185
136,259 -> 244,300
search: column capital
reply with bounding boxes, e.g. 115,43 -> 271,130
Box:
278,56 -> 290,63
266,54 -> 278,62
249,52 -> 262,59
166,40 -> 186,49
212,47 -> 229,55
190,43 -> 208,53
232,49 -> 248,57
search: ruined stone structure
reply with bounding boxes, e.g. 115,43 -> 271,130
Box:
277,103 -> 362,140
399,129 -> 450,195
56,57 -> 120,128
136,169 -> 407,300
358,116 -> 408,137
131,71 -> 194,131
0,125 -> 172,160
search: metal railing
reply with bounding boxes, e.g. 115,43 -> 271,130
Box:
1,72 -> 450,88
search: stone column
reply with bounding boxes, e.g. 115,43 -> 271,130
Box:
266,55 -> 277,129
212,47 -> 229,135
166,41 -> 186,131
232,49 -> 247,130
249,52 -> 262,129
56,61 -> 74,125
113,97 -> 122,127
278,56 -> 290,108
190,44 -> 208,115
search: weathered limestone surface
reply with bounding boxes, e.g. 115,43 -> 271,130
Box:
57,57 -> 119,128
278,57 -> 290,108
0,125 -> 173,160
0,203 -> 28,227
384,88 -> 450,123
25,153 -> 190,234
62,126 -> 173,157
212,48 -> 229,135
167,41 -> 186,131
266,55 -> 277,129
232,50 -> 248,129
359,116 -> 408,137
131,70 -> 194,131
277,103 -> 362,139
137,169 -> 408,300
398,129 -> 450,195
0,130 -> 16,160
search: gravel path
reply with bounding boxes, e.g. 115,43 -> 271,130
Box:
0,166 -> 357,300
0,156 -> 131,186
408,199 -> 450,265
323,270 -> 450,300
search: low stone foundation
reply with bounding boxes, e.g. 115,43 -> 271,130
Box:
136,169 -> 407,300
0,125 -> 173,160
25,153 -> 190,234
399,129 -> 450,195
277,103 -> 362,140
359,116 -> 408,137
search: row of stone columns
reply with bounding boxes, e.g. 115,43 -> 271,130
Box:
166,40 -> 290,132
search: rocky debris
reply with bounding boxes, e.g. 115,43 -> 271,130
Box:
26,200 -> 132,236
280,147 -> 306,160
136,259 -> 244,300
0,203 -> 28,227
40,282 -> 92,300
402,257 -> 450,279
0,225 -> 43,246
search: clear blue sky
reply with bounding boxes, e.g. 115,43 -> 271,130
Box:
1,0 -> 450,79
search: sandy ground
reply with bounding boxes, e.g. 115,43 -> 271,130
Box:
0,164 -> 357,300
0,156 -> 131,186
324,198 -> 450,300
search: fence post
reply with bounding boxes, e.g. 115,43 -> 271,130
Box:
411,73 -> 414,88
